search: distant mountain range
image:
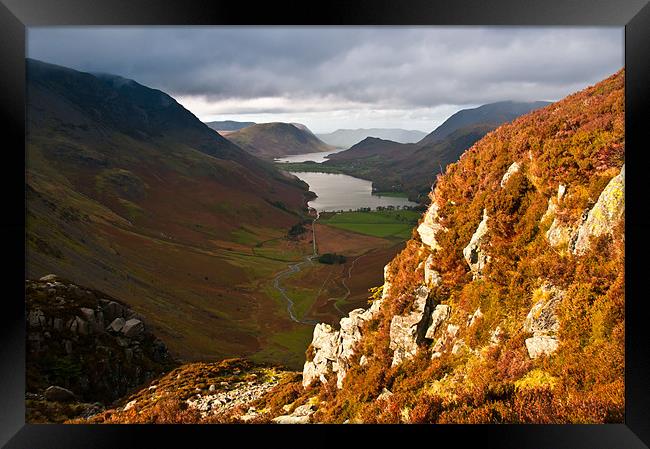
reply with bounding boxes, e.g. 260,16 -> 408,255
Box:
224,122 -> 335,159
316,128 -> 428,148
205,120 -> 256,132
324,101 -> 551,201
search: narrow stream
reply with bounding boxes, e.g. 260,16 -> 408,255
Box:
272,210 -> 320,325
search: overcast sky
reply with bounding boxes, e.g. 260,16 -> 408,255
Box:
27,27 -> 623,133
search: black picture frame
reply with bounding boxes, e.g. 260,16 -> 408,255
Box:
1,1 -> 649,447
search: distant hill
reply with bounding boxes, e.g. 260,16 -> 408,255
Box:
205,120 -> 256,132
317,128 -> 428,148
225,122 -> 335,159
324,101 -> 550,201
419,101 -> 551,146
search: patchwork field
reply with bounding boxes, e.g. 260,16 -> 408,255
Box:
319,209 -> 420,239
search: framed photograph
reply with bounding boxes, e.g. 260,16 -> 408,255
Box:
2,0 -> 649,447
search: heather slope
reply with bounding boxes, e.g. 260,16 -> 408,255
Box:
298,70 -> 625,424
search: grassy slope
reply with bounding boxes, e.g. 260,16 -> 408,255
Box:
26,60 -> 315,366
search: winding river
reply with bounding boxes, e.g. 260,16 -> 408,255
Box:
272,149 -> 418,324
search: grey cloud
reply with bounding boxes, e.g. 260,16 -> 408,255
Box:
27,26 -> 623,124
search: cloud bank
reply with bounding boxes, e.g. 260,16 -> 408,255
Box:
28,27 -> 623,132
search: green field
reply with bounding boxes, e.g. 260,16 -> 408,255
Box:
320,210 -> 420,239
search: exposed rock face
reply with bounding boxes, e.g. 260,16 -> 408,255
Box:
303,301 -> 381,388
572,165 -> 625,255
417,200 -> 445,251
500,161 -> 521,187
425,304 -> 451,339
463,209 -> 490,277
544,184 -> 577,249
523,284 -> 564,336
122,318 -> 145,339
389,286 -> 431,367
525,336 -> 559,359
302,324 -> 339,387
303,262 -> 397,389
431,324 -> 459,359
381,263 -> 393,301
272,402 -> 317,424
424,254 -> 442,287
523,284 -> 565,359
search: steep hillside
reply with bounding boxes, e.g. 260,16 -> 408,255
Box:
26,59 -> 314,364
226,122 -> 335,159
68,69 -> 624,426
317,128 -> 428,148
205,120 -> 256,133
324,102 -> 549,201
295,70 -> 625,423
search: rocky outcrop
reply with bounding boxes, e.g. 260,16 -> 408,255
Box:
545,166 -> 624,255
417,200 -> 446,251
272,402 -> 317,424
463,209 -> 490,277
424,254 -> 442,287
543,184 -> 578,249
302,260 -> 398,389
572,165 -> 625,255
425,304 -> 451,339
525,336 -> 559,359
303,302 -> 382,388
26,276 -> 175,412
500,161 -> 521,187
389,286 -> 431,367
523,284 -> 565,359
431,323 -> 459,359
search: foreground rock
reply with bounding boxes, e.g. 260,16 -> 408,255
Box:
572,165 -> 625,255
463,209 -> 490,277
44,386 -> 76,402
303,268 -> 388,388
417,198 -> 446,251
523,284 -> 565,359
389,286 -> 432,366
26,276 -> 175,422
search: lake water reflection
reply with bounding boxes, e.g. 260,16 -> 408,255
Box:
276,149 -> 419,212
292,172 -> 419,212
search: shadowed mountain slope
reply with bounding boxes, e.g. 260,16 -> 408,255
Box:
26,59 -> 312,362
324,101 -> 550,201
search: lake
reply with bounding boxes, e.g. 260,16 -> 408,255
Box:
275,148 -> 346,164
294,172 -> 419,212
276,150 -> 418,212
